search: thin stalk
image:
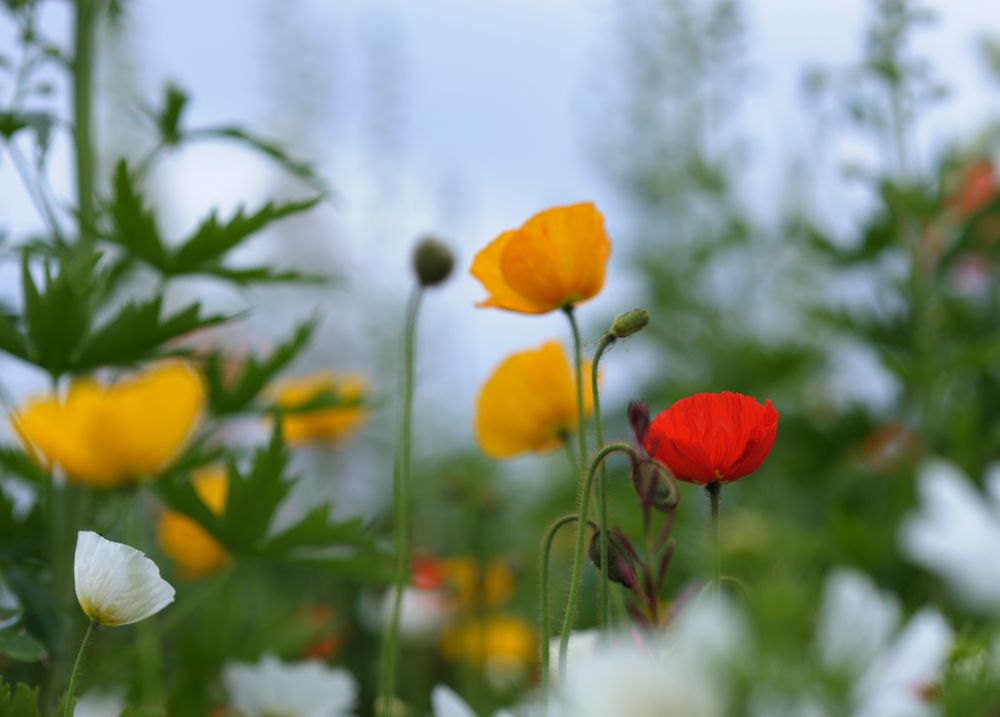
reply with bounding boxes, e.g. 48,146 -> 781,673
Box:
539,514 -> 595,695
62,620 -> 96,717
590,334 -> 615,633
563,308 -> 588,474
130,488 -> 162,705
72,0 -> 98,245
558,442 -> 638,681
561,436 -> 579,480
707,481 -> 721,602
376,288 -> 423,717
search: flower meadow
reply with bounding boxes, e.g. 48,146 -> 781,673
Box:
3,1 -> 1000,715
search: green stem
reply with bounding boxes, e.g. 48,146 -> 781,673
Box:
558,442 -> 638,681
539,514 -> 595,695
62,621 -> 95,717
561,435 -> 579,480
377,288 -> 423,717
707,481 -> 721,601
563,308 -> 588,474
591,334 -> 615,634
130,488 -> 162,706
73,0 -> 98,245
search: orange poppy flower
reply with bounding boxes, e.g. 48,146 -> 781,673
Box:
470,202 -> 611,314
475,341 -> 593,458
271,373 -> 368,445
642,392 -> 778,486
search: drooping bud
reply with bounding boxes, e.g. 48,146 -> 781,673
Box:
628,401 -> 650,444
632,459 -> 680,512
589,529 -> 639,588
609,308 -> 650,339
412,235 -> 454,287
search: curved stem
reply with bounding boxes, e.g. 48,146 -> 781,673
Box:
590,334 -> 615,633
563,308 -> 588,475
62,621 -> 95,717
561,436 -> 579,481
539,514 -> 596,695
377,287 -> 423,716
558,442 -> 639,681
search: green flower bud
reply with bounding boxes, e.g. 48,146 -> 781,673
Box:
633,459 -> 679,512
609,308 -> 650,338
412,236 -> 454,287
589,529 -> 639,588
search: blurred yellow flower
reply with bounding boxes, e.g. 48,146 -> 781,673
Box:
440,557 -> 515,611
272,373 -> 368,444
13,362 -> 204,488
157,466 -> 229,579
440,615 -> 535,674
476,341 -> 593,458
470,202 -> 611,314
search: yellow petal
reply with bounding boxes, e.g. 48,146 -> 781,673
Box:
475,341 -> 593,458
471,203 -> 610,314
157,467 -> 228,579
274,373 -> 369,444
469,231 -> 553,314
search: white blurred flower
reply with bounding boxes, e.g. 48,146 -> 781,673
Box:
73,689 -> 124,717
818,568 -> 952,717
223,653 -> 357,717
548,629 -> 600,679
900,458 -> 1000,612
74,531 -> 175,626
431,685 -> 515,717
358,586 -> 451,639
552,598 -> 746,717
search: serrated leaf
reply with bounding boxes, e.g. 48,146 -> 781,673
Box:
72,296 -> 231,370
220,430 -> 292,549
0,679 -> 41,717
264,506 -> 373,556
106,160 -> 168,269
172,197 -> 321,272
206,320 -> 316,415
204,265 -> 329,285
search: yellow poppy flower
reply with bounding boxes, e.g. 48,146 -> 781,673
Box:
476,341 -> 594,458
13,362 -> 205,488
440,557 -> 515,611
157,466 -> 229,579
470,202 -> 611,314
440,615 -> 535,668
272,373 -> 368,445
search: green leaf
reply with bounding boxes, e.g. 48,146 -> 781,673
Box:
106,160 -> 169,269
0,447 -> 49,486
0,627 -> 46,662
219,430 -> 292,550
206,320 -> 317,415
72,296 -> 231,370
172,196 -> 321,272
264,506 -> 372,557
0,679 -> 40,717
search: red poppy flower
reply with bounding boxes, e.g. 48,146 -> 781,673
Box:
641,392 -> 778,486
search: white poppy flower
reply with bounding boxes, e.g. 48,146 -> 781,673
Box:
548,629 -> 600,679
74,689 -> 124,717
817,568 -> 952,717
431,685 -> 515,717
552,599 -> 745,717
223,653 -> 357,717
74,531 -> 175,627
900,459 -> 1000,612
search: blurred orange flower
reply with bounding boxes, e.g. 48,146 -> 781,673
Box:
440,615 -> 535,684
13,362 -> 204,487
470,202 -> 611,314
272,373 -> 368,444
440,557 -> 515,612
157,466 -> 229,579
476,341 -> 593,458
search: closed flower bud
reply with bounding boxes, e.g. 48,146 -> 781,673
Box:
633,459 -> 680,512
609,308 -> 649,339
589,530 -> 639,588
413,236 -> 454,287
628,401 -> 651,444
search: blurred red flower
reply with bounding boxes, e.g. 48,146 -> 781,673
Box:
642,391 -> 778,485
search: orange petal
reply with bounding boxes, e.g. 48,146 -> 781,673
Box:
469,230 -> 553,314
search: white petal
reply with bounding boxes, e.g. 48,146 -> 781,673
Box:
548,630 -> 601,679
432,686 -> 477,717
223,653 -> 357,717
900,461 -> 1000,612
817,568 -> 900,673
853,609 -> 952,717
74,531 -> 175,627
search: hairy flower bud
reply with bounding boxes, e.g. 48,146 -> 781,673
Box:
633,459 -> 680,512
589,529 -> 639,588
412,236 -> 454,287
609,308 -> 650,339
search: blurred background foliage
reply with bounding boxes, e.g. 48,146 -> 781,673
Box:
2,0 -> 1000,714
